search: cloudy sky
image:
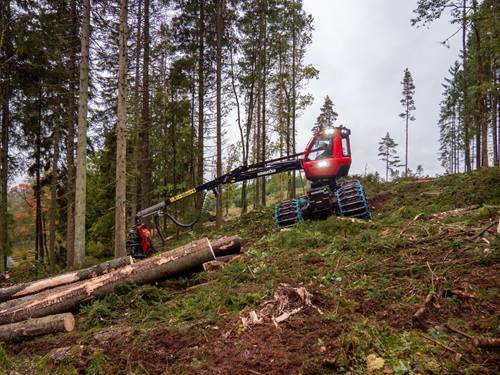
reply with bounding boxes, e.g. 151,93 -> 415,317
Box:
295,0 -> 462,176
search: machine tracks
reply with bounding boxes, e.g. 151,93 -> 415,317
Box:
274,179 -> 371,228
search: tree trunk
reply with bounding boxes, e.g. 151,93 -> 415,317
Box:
65,0 -> 77,268
261,12 -> 267,207
0,0 -> 11,272
493,75 -> 498,165
130,0 -> 142,225
278,44 -> 285,200
0,256 -> 133,303
241,62 -> 255,214
35,88 -> 44,261
255,84 -> 261,208
0,96 -> 7,273
291,4 -> 297,198
74,0 -> 91,266
215,0 -> 224,227
462,0 -> 471,172
0,238 -> 223,324
196,0 -> 205,210
471,2 -> 488,169
49,121 -> 61,272
405,107 -> 409,177
115,0 -> 128,258
0,313 -> 75,342
140,0 -> 152,214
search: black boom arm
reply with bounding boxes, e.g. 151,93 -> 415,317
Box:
135,152 -> 304,224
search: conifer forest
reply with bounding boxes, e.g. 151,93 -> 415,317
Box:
0,1 -> 498,373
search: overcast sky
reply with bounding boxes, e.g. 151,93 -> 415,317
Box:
293,0 -> 461,176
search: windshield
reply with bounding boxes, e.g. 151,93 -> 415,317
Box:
306,136 -> 332,161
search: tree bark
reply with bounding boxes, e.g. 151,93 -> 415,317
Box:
74,0 -> 91,266
260,8 -> 267,207
0,238 -> 221,324
0,0 -> 12,272
462,0 -> 471,172
66,0 -> 77,268
215,0 -> 224,227
140,0 -> 152,214
471,1 -> 488,168
493,78 -> 498,165
49,119 -> 61,272
130,0 -> 142,225
0,313 -> 75,342
291,2 -> 297,198
196,0 -> 205,210
115,0 -> 128,258
0,256 -> 133,303
35,87 -> 44,261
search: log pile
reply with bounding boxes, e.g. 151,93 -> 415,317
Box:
0,236 -> 241,342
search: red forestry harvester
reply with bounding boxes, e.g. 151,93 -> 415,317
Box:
126,126 -> 371,258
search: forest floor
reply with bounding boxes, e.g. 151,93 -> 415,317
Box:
1,167 -> 500,374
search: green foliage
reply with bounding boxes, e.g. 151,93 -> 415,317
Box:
80,300 -> 117,329
0,344 -> 11,372
277,225 -> 330,250
85,349 -> 107,375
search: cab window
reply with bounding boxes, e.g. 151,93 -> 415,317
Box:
306,136 -> 332,161
341,137 -> 350,156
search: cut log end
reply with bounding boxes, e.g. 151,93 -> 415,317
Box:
63,313 -> 75,332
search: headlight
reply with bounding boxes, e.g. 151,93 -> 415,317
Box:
318,160 -> 329,168
324,128 -> 334,135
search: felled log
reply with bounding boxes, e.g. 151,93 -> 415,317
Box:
211,236 -> 241,256
0,237 -> 236,324
0,280 -> 85,311
431,205 -> 481,220
0,256 -> 133,303
472,336 -> 500,348
0,313 -> 75,342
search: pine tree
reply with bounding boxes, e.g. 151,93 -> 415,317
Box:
399,68 -> 416,178
378,132 -> 401,182
313,95 -> 337,133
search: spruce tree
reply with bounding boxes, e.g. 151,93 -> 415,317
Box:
378,132 -> 401,182
313,95 -> 338,133
399,68 -> 416,178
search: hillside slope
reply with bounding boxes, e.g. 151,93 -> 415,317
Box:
2,167 -> 499,374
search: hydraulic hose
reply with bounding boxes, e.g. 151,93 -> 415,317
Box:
164,192 -> 208,228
